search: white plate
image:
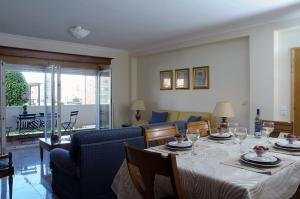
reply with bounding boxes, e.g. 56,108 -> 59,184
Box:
240,157 -> 280,167
167,141 -> 192,148
210,132 -> 231,138
273,144 -> 300,151
165,145 -> 192,151
275,141 -> 300,149
208,136 -> 232,140
243,152 -> 277,163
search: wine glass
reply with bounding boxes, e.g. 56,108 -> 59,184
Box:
261,122 -> 274,145
233,127 -> 248,153
227,122 -> 239,135
186,129 -> 200,155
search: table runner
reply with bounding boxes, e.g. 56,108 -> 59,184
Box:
112,137 -> 300,199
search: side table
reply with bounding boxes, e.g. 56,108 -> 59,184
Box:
39,136 -> 71,162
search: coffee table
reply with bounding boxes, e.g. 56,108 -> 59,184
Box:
39,136 -> 71,162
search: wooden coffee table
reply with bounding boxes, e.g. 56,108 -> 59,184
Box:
39,136 -> 71,162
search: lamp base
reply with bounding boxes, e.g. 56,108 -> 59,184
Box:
135,110 -> 141,121
220,117 -> 228,131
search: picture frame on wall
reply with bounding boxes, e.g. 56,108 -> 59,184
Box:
192,66 -> 209,89
160,70 -> 173,90
175,68 -> 190,89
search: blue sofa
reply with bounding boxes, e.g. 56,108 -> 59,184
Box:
50,121 -> 186,199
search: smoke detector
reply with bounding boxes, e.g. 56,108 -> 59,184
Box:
69,26 -> 90,39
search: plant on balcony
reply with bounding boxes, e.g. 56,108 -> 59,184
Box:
5,71 -> 30,106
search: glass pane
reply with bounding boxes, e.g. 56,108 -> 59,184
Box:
99,69 -> 111,129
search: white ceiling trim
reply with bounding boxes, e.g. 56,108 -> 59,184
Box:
131,13 -> 300,56
0,32 -> 128,57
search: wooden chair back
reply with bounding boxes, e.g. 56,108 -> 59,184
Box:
144,125 -> 178,148
0,152 -> 14,199
261,120 -> 293,138
187,120 -> 211,137
124,144 -> 184,199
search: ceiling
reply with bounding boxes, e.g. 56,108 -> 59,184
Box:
0,0 -> 300,53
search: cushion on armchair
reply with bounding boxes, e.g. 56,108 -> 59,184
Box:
151,111 -> 168,123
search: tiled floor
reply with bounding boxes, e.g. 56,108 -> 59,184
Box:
0,145 -> 58,199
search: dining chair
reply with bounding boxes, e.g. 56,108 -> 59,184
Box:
0,152 -> 14,199
62,111 -> 79,134
261,120 -> 293,138
187,120 -> 211,137
124,144 -> 184,199
144,125 -> 178,148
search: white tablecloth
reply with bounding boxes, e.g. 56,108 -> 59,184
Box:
111,137 -> 300,199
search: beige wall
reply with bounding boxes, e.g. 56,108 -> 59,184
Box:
133,17 -> 300,132
276,27 -> 300,121
137,37 -> 250,128
0,33 -> 130,127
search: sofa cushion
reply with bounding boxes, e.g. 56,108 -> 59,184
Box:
69,126 -> 143,162
151,111 -> 168,123
187,115 -> 202,123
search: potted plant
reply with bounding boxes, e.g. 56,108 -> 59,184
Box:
21,92 -> 29,114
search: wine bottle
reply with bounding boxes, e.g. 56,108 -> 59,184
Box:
254,109 -> 262,137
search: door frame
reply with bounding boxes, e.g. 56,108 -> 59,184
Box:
291,48 -> 300,131
0,61 -> 6,154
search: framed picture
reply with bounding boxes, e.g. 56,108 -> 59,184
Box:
160,70 -> 173,90
175,68 -> 190,89
192,66 -> 209,89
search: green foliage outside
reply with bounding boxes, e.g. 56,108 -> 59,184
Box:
5,71 -> 29,106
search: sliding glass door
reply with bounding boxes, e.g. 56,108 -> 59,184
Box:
97,69 -> 112,129
44,65 -> 61,139
0,61 -> 6,154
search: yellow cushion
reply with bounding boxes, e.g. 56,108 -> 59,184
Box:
157,110 -> 216,129
156,110 -> 179,122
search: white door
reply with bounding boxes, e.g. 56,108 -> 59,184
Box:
44,65 -> 61,139
0,61 -> 6,154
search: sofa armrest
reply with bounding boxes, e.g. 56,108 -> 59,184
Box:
50,148 -> 79,178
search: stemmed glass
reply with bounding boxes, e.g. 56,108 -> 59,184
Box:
261,122 -> 274,145
227,122 -> 239,135
186,129 -> 200,155
233,127 -> 248,153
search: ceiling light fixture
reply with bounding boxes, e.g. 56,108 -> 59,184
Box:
69,26 -> 90,39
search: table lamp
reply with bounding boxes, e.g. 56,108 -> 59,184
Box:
213,101 -> 235,129
131,100 -> 146,121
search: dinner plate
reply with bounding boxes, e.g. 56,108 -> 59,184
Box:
165,145 -> 192,151
275,141 -> 300,149
239,157 -> 281,167
167,141 -> 192,148
208,135 -> 232,140
210,132 -> 232,138
242,152 -> 278,164
273,143 -> 300,152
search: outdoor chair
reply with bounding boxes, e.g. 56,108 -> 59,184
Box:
0,152 -> 14,199
62,111 -> 79,134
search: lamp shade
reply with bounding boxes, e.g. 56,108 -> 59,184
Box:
213,101 -> 235,118
131,100 -> 146,111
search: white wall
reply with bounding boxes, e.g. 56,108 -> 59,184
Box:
133,17 -> 300,132
0,33 -> 131,127
276,27 -> 300,121
137,37 -> 250,128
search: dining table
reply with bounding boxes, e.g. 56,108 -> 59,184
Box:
111,136 -> 300,199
